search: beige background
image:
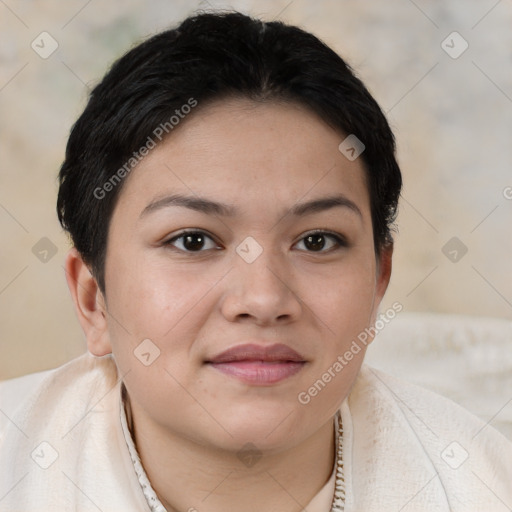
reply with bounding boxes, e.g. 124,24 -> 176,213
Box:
1,0 -> 512,380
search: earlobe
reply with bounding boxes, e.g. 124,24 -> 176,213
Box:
64,248 -> 112,357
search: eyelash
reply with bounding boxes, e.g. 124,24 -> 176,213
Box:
164,229 -> 348,254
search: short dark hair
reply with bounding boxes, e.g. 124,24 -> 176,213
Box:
57,11 -> 402,293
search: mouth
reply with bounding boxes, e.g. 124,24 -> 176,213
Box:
205,343 -> 307,385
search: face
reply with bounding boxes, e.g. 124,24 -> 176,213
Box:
100,98 -> 391,452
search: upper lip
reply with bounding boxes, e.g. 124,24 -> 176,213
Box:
207,343 -> 305,363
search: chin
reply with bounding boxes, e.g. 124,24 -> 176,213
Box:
204,401 -> 310,452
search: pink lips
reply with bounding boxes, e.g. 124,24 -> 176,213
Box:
206,343 -> 306,385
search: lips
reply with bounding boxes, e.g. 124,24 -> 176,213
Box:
206,343 -> 306,385
207,343 -> 305,364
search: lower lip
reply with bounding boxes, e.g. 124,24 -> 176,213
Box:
208,361 -> 305,384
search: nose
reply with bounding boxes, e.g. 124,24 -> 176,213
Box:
220,245 -> 303,327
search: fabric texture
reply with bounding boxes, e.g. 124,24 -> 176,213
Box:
366,312 -> 512,440
0,352 -> 511,511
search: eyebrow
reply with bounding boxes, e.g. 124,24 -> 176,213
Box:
139,193 -> 362,219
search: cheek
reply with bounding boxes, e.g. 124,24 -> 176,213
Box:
104,261 -> 215,425
305,256 -> 377,337
295,263 -> 376,414
107,251 -> 216,338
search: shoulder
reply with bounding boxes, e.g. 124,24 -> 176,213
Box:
0,352 -> 117,407
343,364 -> 512,509
0,368 -> 50,424
0,352 -> 118,431
354,364 -> 510,444
0,354 -> 149,511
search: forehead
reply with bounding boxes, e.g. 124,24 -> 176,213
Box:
113,98 -> 370,220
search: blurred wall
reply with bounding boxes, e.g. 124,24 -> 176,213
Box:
1,0 -> 511,379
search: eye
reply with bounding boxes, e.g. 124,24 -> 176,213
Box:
165,230 -> 220,252
294,231 -> 347,253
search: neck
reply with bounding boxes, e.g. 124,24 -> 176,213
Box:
127,398 -> 336,512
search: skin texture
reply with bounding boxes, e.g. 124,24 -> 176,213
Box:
65,98 -> 392,512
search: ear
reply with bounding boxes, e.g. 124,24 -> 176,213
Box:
375,243 -> 393,303
369,243 -> 393,326
64,248 -> 112,357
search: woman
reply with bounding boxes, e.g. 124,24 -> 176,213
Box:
0,11 -> 510,512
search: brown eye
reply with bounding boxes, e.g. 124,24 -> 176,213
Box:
166,231 -> 218,252
182,233 -> 206,251
304,234 -> 326,251
295,232 -> 346,253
